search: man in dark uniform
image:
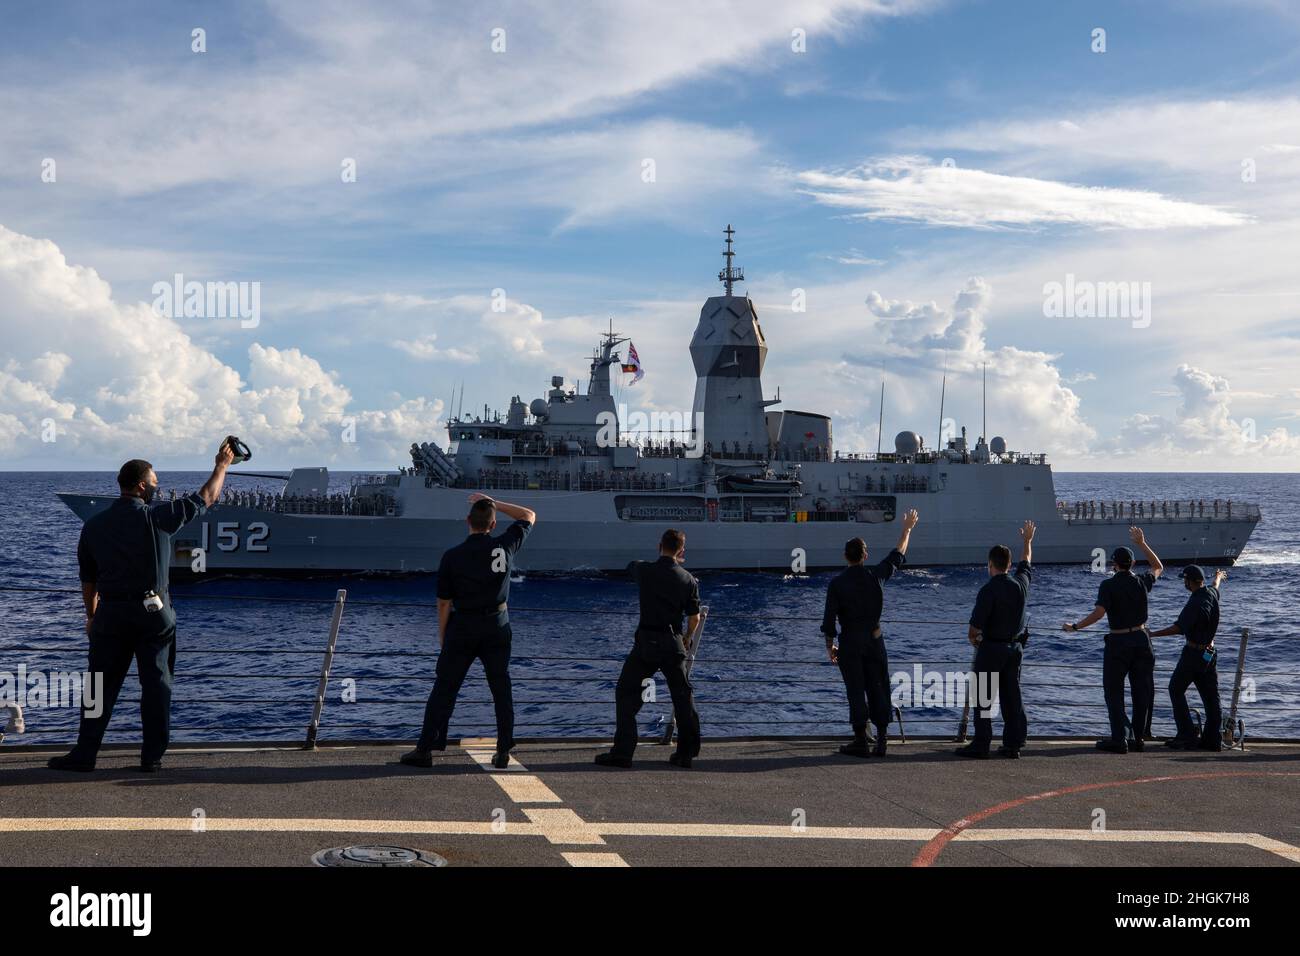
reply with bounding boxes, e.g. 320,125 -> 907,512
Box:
1150,565 -> 1227,751
820,508 -> 919,757
1062,526 -> 1164,753
956,520 -> 1034,759
595,528 -> 702,768
403,493 -> 536,770
48,440 -> 235,772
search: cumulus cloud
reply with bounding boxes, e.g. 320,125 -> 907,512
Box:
1106,364 -> 1300,460
843,277 -> 1096,454
0,224 -> 443,467
795,156 -> 1249,230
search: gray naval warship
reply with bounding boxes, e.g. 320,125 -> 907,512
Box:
59,227 -> 1259,576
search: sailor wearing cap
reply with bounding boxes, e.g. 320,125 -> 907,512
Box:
820,509 -> 919,758
1148,565 -> 1228,751
403,493 -> 536,770
955,520 -> 1034,759
1062,526 -> 1164,754
48,439 -> 236,773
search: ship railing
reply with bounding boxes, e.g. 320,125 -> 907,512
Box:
1,585 -> 1289,750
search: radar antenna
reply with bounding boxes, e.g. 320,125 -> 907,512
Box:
718,224 -> 744,296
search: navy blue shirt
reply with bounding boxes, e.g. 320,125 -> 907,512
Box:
436,520 -> 531,630
1096,570 -> 1157,631
628,556 -> 701,634
1174,584 -> 1220,646
970,560 -> 1032,641
77,493 -> 207,598
822,549 -> 905,639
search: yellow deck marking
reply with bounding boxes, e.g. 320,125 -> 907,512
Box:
464,748 -> 526,772
489,774 -> 562,804
562,852 -> 629,867
523,808 -> 607,845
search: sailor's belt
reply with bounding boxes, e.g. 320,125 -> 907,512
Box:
99,591 -> 160,602
454,602 -> 507,615
1186,640 -> 1214,652
1108,624 -> 1148,634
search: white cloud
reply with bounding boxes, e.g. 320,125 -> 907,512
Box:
842,278 -> 1097,454
795,156 -> 1250,230
1106,364 -> 1300,460
0,224 -> 444,468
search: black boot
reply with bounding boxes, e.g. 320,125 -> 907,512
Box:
47,753 -> 95,772
838,728 -> 871,757
594,751 -> 633,768
872,725 -> 887,757
1095,738 -> 1128,754
399,748 -> 434,768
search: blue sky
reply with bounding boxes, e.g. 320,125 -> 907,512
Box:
2,0 -> 1298,470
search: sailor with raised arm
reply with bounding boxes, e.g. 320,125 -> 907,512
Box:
1063,527 -> 1163,754
956,520 -> 1034,759
48,439 -> 235,773
820,509 -> 919,758
403,493 -> 535,770
1148,565 -> 1227,752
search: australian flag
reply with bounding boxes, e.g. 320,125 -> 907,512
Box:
621,341 -> 644,384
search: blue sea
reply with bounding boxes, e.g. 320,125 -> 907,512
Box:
1,471 -> 1296,747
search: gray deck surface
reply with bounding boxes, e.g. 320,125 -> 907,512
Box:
2,738 -> 1297,867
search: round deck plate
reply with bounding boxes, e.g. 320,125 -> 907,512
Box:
312,844 -> 447,867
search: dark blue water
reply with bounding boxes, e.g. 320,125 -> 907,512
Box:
1,471 -> 1296,746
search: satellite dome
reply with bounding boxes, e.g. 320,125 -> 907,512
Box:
990,436 -> 1007,455
894,431 -> 921,456
529,398 -> 549,418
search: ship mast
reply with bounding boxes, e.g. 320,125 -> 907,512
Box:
718,224 -> 744,296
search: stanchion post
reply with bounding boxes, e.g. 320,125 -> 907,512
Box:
1225,626 -> 1249,748
304,589 -> 347,750
661,606 -> 708,746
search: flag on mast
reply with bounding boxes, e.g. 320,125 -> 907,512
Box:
621,341 -> 644,384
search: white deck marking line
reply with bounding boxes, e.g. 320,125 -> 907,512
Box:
0,816 -> 540,836
464,748 -> 527,772
956,828 -> 1300,863
459,747 -> 626,861
488,775 -> 563,804
562,852 -> 630,867
2,816 -> 1296,862
596,823 -> 941,841
462,749 -> 560,802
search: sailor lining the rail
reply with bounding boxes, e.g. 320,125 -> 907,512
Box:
820,509 -> 919,758
1061,527 -> 1164,754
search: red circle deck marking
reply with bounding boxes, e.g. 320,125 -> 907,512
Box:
911,770 -> 1300,867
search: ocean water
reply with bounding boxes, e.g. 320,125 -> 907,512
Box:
1,470 -> 1296,747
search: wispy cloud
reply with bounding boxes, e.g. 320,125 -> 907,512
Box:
795,156 -> 1250,230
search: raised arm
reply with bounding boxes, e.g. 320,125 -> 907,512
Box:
469,492 -> 536,525
197,439 -> 236,508
1130,526 -> 1163,578
895,509 -> 919,555
1019,519 -> 1035,565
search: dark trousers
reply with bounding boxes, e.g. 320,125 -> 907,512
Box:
1102,632 -> 1155,742
1169,645 -> 1221,742
837,633 -> 892,734
971,640 -> 1026,751
418,624 -> 513,751
612,627 -> 700,759
70,618 -> 176,764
